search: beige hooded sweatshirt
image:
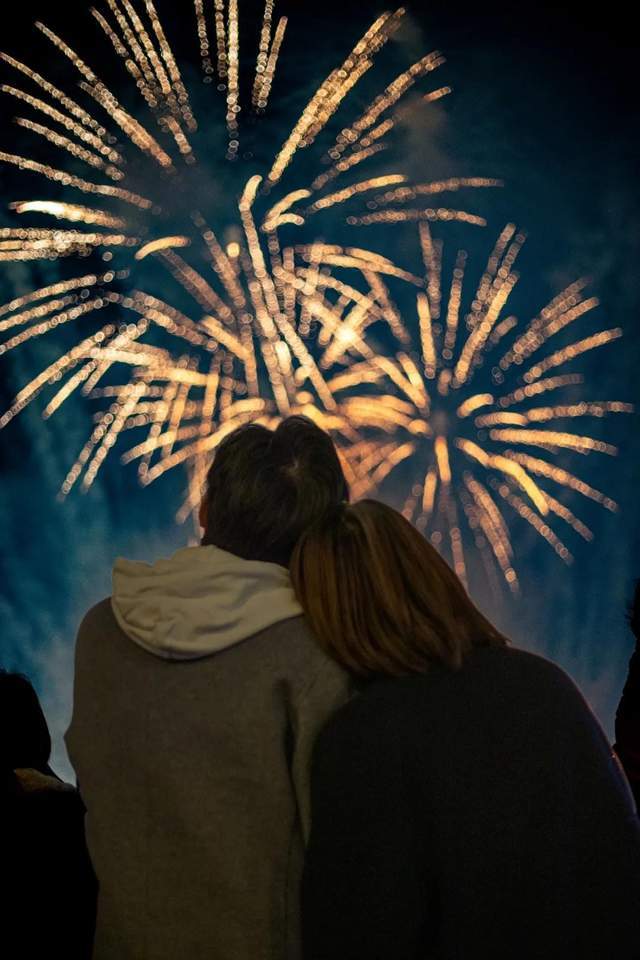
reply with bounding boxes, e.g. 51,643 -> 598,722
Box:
66,545 -> 351,960
111,544 -> 306,659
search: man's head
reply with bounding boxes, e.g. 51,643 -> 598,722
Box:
199,415 -> 349,567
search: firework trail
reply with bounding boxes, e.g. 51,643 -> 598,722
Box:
326,221 -> 632,592
0,1 -> 496,526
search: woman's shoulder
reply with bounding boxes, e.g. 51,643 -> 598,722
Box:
317,644 -> 592,748
350,643 -> 580,693
467,643 -> 585,688
473,644 -> 597,714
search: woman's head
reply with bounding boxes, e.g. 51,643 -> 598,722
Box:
290,499 -> 508,677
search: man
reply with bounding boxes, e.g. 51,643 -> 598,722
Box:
66,416 -> 352,960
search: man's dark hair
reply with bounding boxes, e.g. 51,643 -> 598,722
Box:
0,670 -> 52,773
202,415 -> 349,566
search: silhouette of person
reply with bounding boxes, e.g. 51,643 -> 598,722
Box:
1,670 -> 96,958
615,581 -> 640,809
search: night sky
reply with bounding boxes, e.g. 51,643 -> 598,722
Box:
1,0 -> 637,779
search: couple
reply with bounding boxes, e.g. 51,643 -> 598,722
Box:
67,416 -> 640,959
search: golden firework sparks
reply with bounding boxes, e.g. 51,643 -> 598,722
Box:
4,2 -> 626,586
325,223 -> 632,592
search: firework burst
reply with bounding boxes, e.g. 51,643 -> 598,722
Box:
0,1 -> 496,520
326,222 -> 632,592
0,2 -> 631,590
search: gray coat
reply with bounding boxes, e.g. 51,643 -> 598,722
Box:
66,599 -> 351,960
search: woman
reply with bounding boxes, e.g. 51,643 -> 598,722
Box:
291,501 -> 640,960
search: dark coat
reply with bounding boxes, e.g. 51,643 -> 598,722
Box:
302,645 -> 640,960
615,645 -> 640,808
3,768 -> 97,959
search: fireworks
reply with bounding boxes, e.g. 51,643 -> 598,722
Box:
327,223 -> 631,592
0,3 -> 491,257
0,3 -> 494,504
0,2 -> 631,590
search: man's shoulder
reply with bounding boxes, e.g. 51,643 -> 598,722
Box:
75,599 -> 348,699
78,597 -> 117,635
75,598 -> 125,657
245,614 -> 347,691
255,613 -> 314,651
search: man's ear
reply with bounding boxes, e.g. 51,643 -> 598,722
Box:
198,498 -> 208,532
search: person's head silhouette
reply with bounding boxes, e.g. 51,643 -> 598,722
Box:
0,670 -> 52,776
200,414 -> 349,567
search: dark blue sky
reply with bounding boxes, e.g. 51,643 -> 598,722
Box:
0,0 -> 637,776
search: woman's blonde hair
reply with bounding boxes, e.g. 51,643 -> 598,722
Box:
290,499 -> 508,677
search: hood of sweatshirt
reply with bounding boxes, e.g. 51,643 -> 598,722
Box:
111,544 -> 303,660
